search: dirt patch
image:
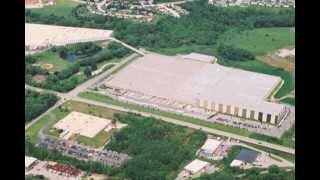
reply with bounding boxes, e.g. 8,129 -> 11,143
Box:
32,75 -> 47,83
257,53 -> 295,74
41,63 -> 54,70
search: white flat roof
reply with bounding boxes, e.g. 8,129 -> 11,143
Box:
181,53 -> 215,63
25,23 -> 113,47
105,52 -> 284,115
201,138 -> 222,154
184,159 -> 209,174
54,112 -> 111,138
25,156 -> 37,168
230,159 -> 244,167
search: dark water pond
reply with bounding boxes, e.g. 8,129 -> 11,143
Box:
65,53 -> 77,63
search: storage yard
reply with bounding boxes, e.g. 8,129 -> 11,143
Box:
103,52 -> 288,124
26,159 -> 84,180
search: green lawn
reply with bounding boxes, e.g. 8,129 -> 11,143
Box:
31,0 -> 79,20
26,107 -> 70,143
77,130 -> 113,148
280,124 -> 295,148
217,27 -> 295,55
34,51 -> 71,72
281,97 -> 295,106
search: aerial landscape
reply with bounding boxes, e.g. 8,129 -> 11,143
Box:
25,0 -> 295,179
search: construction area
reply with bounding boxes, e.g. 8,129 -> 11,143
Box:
102,52 -> 289,125
25,23 -> 113,52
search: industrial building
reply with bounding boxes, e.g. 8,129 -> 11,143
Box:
104,52 -> 288,124
184,159 -> 210,175
25,156 -> 38,171
53,111 -> 112,139
198,138 -> 222,157
25,23 -> 113,51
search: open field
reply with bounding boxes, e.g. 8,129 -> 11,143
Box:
26,100 -> 123,143
30,0 -> 79,20
33,51 -> 71,72
77,130 -> 113,148
280,97 -> 295,106
217,28 -> 295,55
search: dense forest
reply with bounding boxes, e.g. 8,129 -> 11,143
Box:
107,113 -> 207,179
25,90 -> 58,123
25,0 -> 294,53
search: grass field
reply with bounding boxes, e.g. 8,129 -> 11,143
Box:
281,97 -> 295,106
34,51 -> 71,72
31,0 -> 79,20
217,27 -> 295,55
26,100 -> 124,144
77,130 -> 113,148
280,124 -> 295,148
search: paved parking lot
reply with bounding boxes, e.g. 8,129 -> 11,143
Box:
207,106 -> 295,138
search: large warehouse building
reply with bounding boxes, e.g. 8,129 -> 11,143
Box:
25,23 -> 113,51
104,52 -> 288,124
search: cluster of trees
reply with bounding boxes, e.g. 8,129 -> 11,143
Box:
25,62 -> 82,92
25,90 -> 58,123
25,41 -> 130,92
79,42 -> 131,67
107,113 -> 207,179
53,42 -> 102,59
217,44 -> 255,61
25,0 -> 295,53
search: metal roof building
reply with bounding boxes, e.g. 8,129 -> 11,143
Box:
184,159 -> 209,174
25,156 -> 37,169
200,138 -> 222,154
105,52 -> 288,124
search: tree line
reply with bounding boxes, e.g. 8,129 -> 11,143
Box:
25,90 -> 58,123
25,0 -> 295,54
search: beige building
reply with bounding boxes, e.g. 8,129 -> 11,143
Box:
104,52 -> 288,125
